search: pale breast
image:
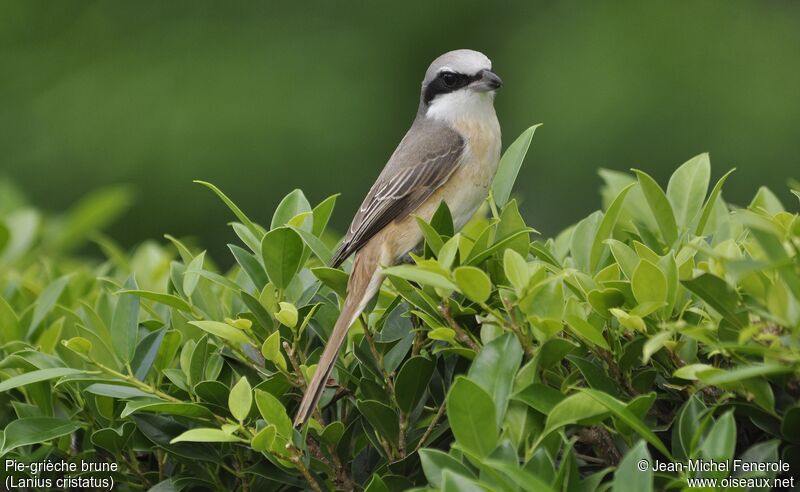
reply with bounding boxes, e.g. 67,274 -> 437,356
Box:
381,113 -> 501,261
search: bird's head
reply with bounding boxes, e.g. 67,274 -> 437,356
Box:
420,49 -> 502,123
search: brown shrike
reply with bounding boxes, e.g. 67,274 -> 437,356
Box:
293,49 -> 502,427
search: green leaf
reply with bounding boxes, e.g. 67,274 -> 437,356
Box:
63,337 -> 93,356
419,449 -> 475,489
186,336 -> 210,387
0,296 -> 22,343
121,400 -> 215,419
466,228 -> 537,266
699,410 -> 736,463
272,189 -> 312,231
570,211 -> 602,272
666,153 -> 710,232
194,180 -> 261,237
0,368 -> 85,393
698,363 -> 792,386
187,321 -> 252,345
673,394 -> 706,459
28,274 -> 71,337
431,200 -> 455,236
428,327 -> 456,342
482,459 -> 557,492
366,475 -> 391,492
319,421 -> 345,446
631,259 -> 667,306
261,331 -> 287,371
275,302 -> 298,328
312,194 -> 339,236
111,274 -> 140,364
467,333 -> 523,426
52,186 -> 133,251
261,227 -> 304,289
229,244 -> 268,289
642,331 -> 671,364
170,427 -> 246,444
290,226 -> 333,264
395,356 -> 435,413
695,169 -> 735,235
1,417 -> 81,454
512,383 -> 565,415
565,315 -> 610,350
542,392 -> 607,437
0,221 -> 8,254
496,199 -> 530,256
311,267 -> 349,298
633,169 -> 678,245
229,376 -> 252,422
442,469 -> 488,492
183,251 -> 205,297
254,389 -> 292,438
416,216 -> 445,255
590,183 -> 634,272
606,239 -> 639,280
503,249 -> 530,294
0,209 -> 39,263
682,273 -> 745,330
453,266 -> 492,303
612,440 -> 652,492
578,389 -> 671,457
447,376 -> 497,458
382,264 -> 456,290
84,383 -> 151,399
251,424 -> 277,452
492,125 -> 540,207
749,186 -> 785,214
131,327 -> 166,380
438,234 -> 461,270
357,399 -> 400,445
117,289 -> 193,312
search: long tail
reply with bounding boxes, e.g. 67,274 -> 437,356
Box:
293,250 -> 382,427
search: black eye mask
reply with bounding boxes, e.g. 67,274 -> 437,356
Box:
423,71 -> 482,105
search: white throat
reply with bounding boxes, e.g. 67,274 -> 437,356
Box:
425,90 -> 496,124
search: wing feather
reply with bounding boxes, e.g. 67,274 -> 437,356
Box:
330,124 -> 465,268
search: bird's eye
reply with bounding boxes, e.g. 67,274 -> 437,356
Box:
441,72 -> 457,87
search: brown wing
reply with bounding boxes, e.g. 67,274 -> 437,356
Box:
330,122 -> 465,268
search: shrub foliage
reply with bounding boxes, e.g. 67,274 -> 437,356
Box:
1,129 -> 799,491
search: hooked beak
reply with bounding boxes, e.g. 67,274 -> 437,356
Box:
473,69 -> 503,92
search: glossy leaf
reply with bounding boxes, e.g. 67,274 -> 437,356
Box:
261,227 -> 304,289
492,124 -> 540,207
447,376 -> 497,458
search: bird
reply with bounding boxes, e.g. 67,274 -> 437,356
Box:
293,49 -> 503,427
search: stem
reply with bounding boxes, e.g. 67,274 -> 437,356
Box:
283,340 -> 307,389
439,302 -> 479,351
487,193 -> 500,220
230,344 -> 268,375
500,298 -> 534,358
362,313 -> 404,459
327,442 -> 353,491
89,356 -> 244,430
92,359 -> 182,403
414,403 -> 447,452
126,451 -> 151,489
289,453 -> 323,492
398,411 -> 408,458
306,437 -> 354,490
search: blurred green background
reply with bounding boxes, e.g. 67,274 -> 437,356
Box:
2,1 -> 798,260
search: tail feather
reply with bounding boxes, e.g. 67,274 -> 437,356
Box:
293,251 -> 382,427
